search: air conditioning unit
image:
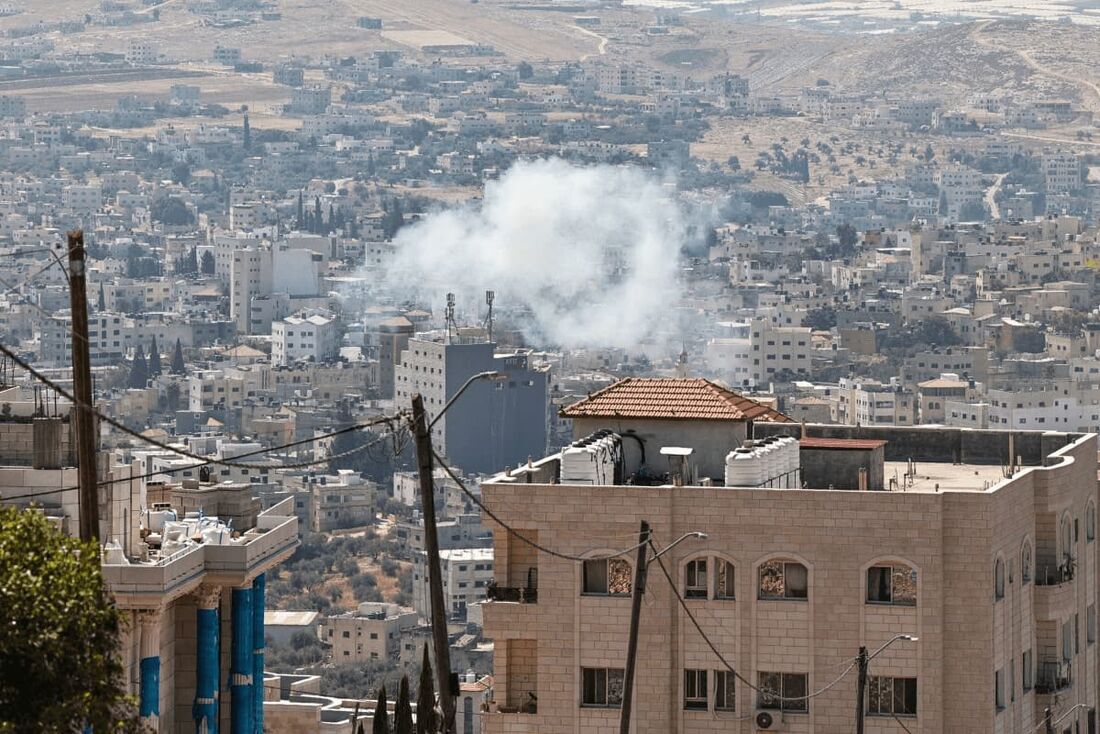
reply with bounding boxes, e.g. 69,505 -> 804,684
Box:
754,710 -> 785,730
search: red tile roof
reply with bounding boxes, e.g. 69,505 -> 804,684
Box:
560,378 -> 792,423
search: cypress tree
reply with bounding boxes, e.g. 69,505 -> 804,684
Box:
242,112 -> 251,151
148,337 -> 161,376
394,675 -> 413,734
170,338 -> 186,375
128,344 -> 148,389
416,646 -> 436,734
296,190 -> 304,228
372,684 -> 389,734
96,284 -> 105,311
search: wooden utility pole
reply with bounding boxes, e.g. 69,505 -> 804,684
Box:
619,520 -> 650,734
411,393 -> 455,732
855,645 -> 869,734
67,230 -> 99,543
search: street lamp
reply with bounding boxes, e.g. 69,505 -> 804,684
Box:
1039,703 -> 1091,734
856,634 -> 919,734
411,368 -> 505,734
428,370 -> 506,430
619,528 -> 707,734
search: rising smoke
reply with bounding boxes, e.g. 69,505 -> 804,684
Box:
383,159 -> 687,350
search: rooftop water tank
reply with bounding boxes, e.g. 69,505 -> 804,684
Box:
725,447 -> 761,488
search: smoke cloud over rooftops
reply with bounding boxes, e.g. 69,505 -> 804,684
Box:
383,158 -> 686,350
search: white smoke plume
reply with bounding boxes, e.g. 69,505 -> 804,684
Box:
384,159 -> 686,350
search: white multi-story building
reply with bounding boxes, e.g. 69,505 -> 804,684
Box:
61,183 -> 103,215
271,310 -> 338,366
749,318 -> 812,386
413,547 -> 494,621
1044,152 -> 1082,195
835,378 -> 915,426
323,602 -> 418,663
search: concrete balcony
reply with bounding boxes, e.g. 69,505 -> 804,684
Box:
481,711 -> 540,734
481,597 -> 538,639
102,497 -> 298,605
102,542 -> 206,606
1034,575 -> 1076,621
205,497 -> 298,584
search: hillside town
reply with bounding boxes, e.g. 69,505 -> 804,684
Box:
6,1 -> 1100,733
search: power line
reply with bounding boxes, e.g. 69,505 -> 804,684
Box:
429,447 -> 649,562
647,540 -> 856,704
0,337 -> 403,470
0,421 -> 407,503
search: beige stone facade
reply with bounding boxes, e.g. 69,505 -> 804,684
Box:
479,425 -> 1100,734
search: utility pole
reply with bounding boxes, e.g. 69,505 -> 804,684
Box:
411,393 -> 455,733
67,230 -> 98,543
619,520 -> 651,734
855,645 -> 868,734
1044,706 -> 1054,734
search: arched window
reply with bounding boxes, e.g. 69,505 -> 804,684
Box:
866,563 -> 917,606
1062,515 -> 1074,559
683,557 -> 736,600
583,557 -> 632,596
715,560 -> 735,600
1088,504 -> 1096,543
1021,542 -> 1032,584
685,559 -> 708,599
759,559 -> 808,600
994,558 -> 1005,600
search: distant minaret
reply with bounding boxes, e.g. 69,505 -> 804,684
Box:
676,343 -> 689,378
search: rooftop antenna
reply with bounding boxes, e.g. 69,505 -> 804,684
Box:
445,292 -> 456,344
484,290 -> 495,343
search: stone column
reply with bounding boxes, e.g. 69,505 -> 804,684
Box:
229,586 -> 253,734
137,609 -> 163,729
251,573 -> 265,734
193,585 -> 221,734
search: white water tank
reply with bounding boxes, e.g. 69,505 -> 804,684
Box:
757,438 -> 778,487
725,447 -> 761,487
776,437 -> 796,488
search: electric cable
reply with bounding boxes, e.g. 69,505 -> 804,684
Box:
429,446 -> 649,562
648,538 -> 856,704
0,337 -> 403,469
1,421 -> 406,503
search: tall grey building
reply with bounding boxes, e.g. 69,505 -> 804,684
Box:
395,337 -> 548,474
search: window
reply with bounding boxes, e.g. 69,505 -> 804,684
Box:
715,670 -> 735,711
1063,621 -> 1073,662
995,559 -> 1005,600
867,677 -> 917,717
758,672 -> 807,713
1090,605 -> 1097,645
1023,650 -> 1033,691
715,560 -> 735,600
342,630 -> 350,638
685,559 -> 708,599
684,669 -> 707,710
583,558 -> 632,596
370,632 -> 378,640
1089,504 -> 1096,542
581,667 -> 624,708
1022,543 -> 1032,584
995,668 -> 1005,711
759,560 -> 807,600
866,565 -> 917,606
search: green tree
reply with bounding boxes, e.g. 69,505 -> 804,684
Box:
165,382 -> 181,412
128,344 -> 148,389
372,684 -> 390,734
150,197 -> 195,226
415,646 -> 437,734
200,250 -> 215,275
148,337 -> 161,377
0,506 -> 143,732
178,247 -> 198,275
97,283 -> 106,311
170,338 -> 186,375
394,675 -> 413,734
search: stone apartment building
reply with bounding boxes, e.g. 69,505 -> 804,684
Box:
324,602 -> 418,663
478,378 -> 1099,734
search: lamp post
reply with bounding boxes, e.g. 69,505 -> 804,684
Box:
619,530 -> 707,734
413,369 -> 506,733
856,634 -> 918,734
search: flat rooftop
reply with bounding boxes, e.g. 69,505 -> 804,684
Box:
881,461 -> 1007,494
